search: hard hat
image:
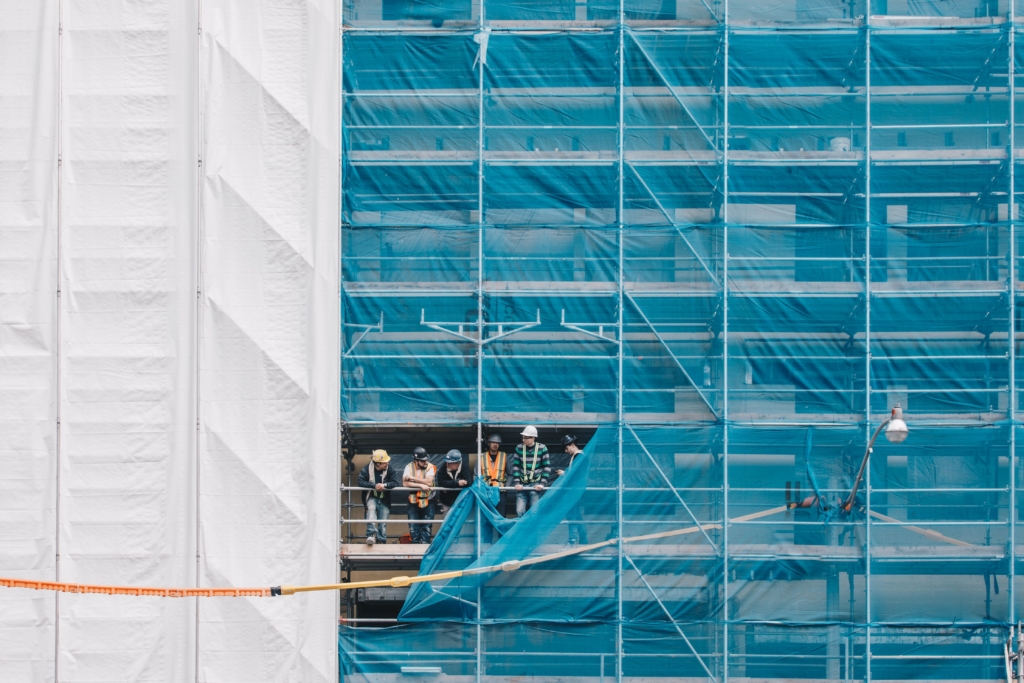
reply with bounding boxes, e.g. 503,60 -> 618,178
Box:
413,446 -> 429,461
371,449 -> 390,463
520,425 -> 538,438
561,435 -> 577,448
486,433 -> 502,444
444,449 -> 463,463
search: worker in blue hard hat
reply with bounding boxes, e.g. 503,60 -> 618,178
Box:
358,449 -> 399,545
436,449 -> 474,518
403,447 -> 437,544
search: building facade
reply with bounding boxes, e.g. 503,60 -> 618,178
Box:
341,0 -> 1024,680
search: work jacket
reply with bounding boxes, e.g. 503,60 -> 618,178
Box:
436,463 -> 475,507
357,462 -> 400,507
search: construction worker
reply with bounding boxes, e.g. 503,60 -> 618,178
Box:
481,433 -> 509,517
436,449 -> 473,518
512,425 -> 550,518
358,449 -> 400,545
403,447 -> 437,544
561,435 -> 587,546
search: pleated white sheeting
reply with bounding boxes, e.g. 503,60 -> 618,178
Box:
0,1 -> 340,680
58,1 -> 198,680
199,0 -> 339,680
0,3 -> 58,681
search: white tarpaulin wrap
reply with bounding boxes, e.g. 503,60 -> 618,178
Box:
0,1 -> 340,681
0,3 -> 57,681
59,2 -> 198,681
200,1 -> 338,681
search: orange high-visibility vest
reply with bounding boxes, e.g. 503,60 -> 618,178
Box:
483,451 -> 506,486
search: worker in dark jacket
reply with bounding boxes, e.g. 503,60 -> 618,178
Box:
561,435 -> 587,546
358,449 -> 400,545
512,425 -> 550,517
436,449 -> 473,518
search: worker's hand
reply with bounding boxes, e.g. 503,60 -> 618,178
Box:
515,484 -> 522,491
534,484 -> 544,491
556,469 -> 565,476
458,479 -> 467,487
375,483 -> 384,491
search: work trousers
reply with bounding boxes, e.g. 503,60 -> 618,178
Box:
408,501 -> 436,544
515,488 -> 543,518
365,496 -> 390,542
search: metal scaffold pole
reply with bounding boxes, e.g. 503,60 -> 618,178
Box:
722,1 -> 731,679
865,17 -> 874,683
476,0 -> 486,676
617,2 -> 626,679
1009,0 -> 1017,627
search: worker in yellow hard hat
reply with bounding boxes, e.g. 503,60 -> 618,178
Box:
358,449 -> 399,545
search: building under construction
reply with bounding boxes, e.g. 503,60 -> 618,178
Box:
7,0 -> 1024,680
340,0 -> 1024,680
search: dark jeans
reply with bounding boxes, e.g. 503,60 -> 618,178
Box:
568,502 -> 587,545
408,500 -> 436,544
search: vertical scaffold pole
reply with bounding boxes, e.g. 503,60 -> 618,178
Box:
476,0 -> 486,677
617,3 -> 626,681
721,1 -> 730,679
864,17 -> 873,683
1008,0 -> 1017,628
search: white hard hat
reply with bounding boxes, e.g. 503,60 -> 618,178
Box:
520,425 -> 538,438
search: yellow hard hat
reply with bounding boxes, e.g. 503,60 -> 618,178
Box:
371,449 -> 390,463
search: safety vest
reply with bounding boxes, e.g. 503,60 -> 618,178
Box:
406,462 -> 436,508
520,444 -> 543,484
483,451 -> 506,486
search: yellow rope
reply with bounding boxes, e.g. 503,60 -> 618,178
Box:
0,504 -> 972,598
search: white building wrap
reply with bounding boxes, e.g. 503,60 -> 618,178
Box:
0,1 -> 340,681
0,3 -> 58,681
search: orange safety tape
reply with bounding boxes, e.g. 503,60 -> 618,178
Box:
0,577 -> 270,598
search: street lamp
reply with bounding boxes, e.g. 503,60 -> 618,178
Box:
840,404 -> 908,512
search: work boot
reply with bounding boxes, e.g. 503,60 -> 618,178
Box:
366,536 -> 376,546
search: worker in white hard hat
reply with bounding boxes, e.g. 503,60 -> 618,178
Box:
357,450 -> 399,545
511,425 -> 550,518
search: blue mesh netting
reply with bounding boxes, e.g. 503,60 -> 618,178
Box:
341,2 -> 1024,680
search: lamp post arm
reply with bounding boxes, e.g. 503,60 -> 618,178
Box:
841,417 -> 891,512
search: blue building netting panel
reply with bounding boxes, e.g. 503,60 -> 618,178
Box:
341,1 -> 1024,680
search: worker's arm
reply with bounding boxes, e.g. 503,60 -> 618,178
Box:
403,468 -> 432,489
537,447 -> 551,489
383,468 -> 399,490
357,466 -> 371,489
510,451 -> 523,489
435,470 -> 459,489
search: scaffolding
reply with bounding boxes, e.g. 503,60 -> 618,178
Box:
340,0 -> 1024,680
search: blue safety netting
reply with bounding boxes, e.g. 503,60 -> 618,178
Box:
341,1 -> 1024,680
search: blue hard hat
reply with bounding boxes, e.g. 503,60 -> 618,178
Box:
444,449 -> 463,463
